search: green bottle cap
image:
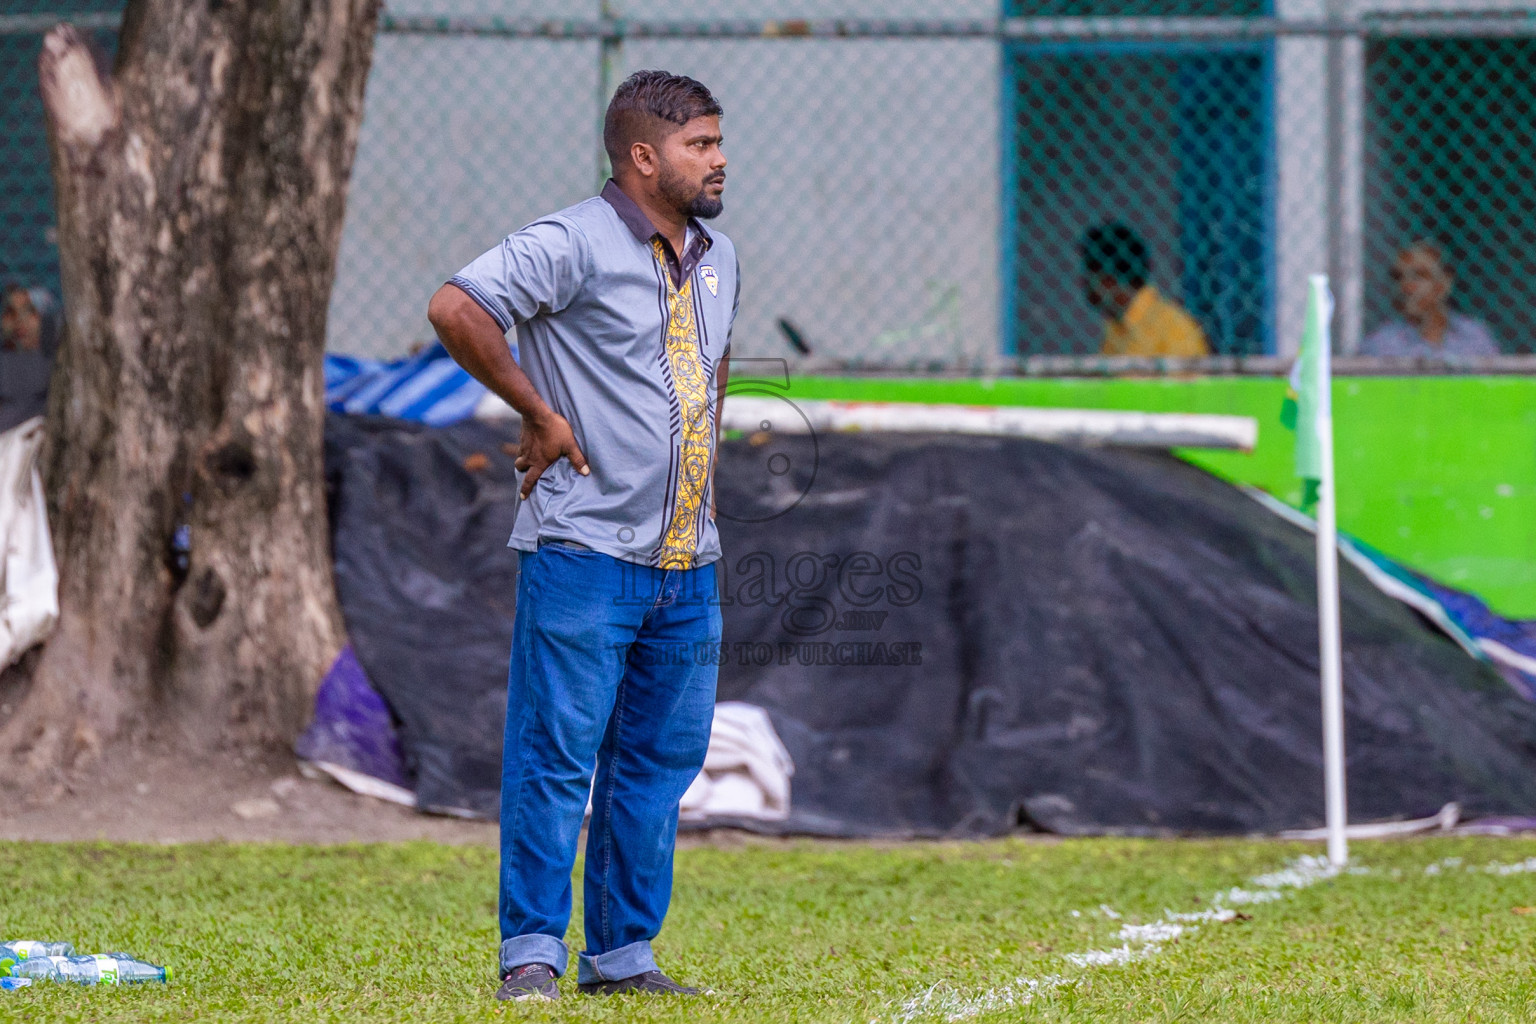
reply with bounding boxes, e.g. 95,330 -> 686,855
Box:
162,965 -> 173,983
0,957 -> 12,978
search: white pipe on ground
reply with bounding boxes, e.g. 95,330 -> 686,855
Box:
721,398 -> 1259,451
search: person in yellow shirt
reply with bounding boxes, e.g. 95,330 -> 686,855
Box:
1080,223 -> 1210,357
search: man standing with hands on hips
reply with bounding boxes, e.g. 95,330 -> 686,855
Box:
427,70 -> 736,1001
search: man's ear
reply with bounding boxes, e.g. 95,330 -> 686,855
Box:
629,140 -> 659,179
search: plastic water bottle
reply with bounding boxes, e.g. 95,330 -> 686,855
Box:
84,955 -> 170,985
13,953 -> 126,973
13,954 -> 169,985
10,956 -> 68,980
0,977 -> 31,990
0,941 -> 74,961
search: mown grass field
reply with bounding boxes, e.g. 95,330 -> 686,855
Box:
1,836 -> 1534,1022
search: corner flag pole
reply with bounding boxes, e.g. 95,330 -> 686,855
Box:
1309,274 -> 1348,866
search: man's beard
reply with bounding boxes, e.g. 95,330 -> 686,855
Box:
658,160 -> 724,220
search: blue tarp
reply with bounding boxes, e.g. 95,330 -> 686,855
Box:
1417,577 -> 1536,699
324,341 -> 492,426
1244,487 -> 1536,699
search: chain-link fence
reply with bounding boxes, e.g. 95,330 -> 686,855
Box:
0,5 -> 117,304
1364,35 -> 1536,357
3,3 -> 1536,367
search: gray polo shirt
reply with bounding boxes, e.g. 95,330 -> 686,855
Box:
1360,314 -> 1499,358
449,180 -> 738,567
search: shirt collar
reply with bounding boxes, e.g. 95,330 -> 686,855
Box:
600,178 -> 714,254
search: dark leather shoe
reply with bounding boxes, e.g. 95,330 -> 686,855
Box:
577,969 -> 699,996
495,962 -> 559,1001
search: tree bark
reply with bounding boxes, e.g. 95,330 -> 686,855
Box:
2,0 -> 378,782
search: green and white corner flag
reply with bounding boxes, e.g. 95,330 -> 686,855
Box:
1281,278 -> 1334,502
1285,274 -> 1348,867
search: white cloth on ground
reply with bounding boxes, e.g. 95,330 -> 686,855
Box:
680,701 -> 794,821
0,417 -> 57,670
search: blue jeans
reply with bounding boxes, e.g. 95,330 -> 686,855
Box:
498,542 -> 720,984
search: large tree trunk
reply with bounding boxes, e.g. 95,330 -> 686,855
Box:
2,0 -> 379,782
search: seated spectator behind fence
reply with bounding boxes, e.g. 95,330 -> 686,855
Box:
1362,242 -> 1499,358
1081,222 -> 1209,358
0,285 -> 60,433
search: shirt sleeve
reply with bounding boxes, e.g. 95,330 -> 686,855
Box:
726,252 -> 741,352
1171,310 -> 1211,357
1147,302 -> 1209,357
1460,317 -> 1501,357
448,219 -> 591,334
1359,325 -> 1390,357
1099,319 -> 1125,356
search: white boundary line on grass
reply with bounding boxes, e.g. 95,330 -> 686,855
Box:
1424,856 -> 1536,877
885,855 -> 1351,1024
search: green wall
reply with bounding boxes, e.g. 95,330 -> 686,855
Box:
782,375 -> 1536,618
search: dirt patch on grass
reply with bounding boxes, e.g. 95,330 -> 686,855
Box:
0,746 -> 498,845
0,745 -> 834,848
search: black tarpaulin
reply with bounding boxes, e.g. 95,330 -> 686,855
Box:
325,415 -> 520,816
325,416 -> 1536,834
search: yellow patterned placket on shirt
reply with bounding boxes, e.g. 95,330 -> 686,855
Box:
653,239 -> 713,570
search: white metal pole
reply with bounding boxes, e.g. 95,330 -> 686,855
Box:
1325,4 -> 1364,355
1311,274 -> 1348,866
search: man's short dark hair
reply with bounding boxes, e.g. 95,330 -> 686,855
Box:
603,70 -> 723,171
1081,222 -> 1150,289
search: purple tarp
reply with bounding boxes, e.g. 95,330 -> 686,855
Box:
295,644 -> 411,791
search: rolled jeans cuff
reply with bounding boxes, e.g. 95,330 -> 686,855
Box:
575,939 -> 657,985
500,933 -> 569,978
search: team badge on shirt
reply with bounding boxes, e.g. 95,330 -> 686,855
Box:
700,265 -> 718,296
